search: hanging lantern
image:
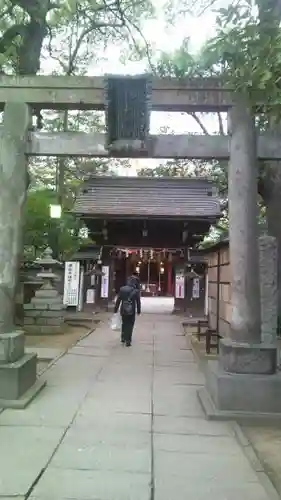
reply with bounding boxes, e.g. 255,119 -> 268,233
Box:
168,252 -> 173,263
150,249 -> 154,260
125,249 -> 129,258
118,250 -> 123,260
140,248 -> 143,259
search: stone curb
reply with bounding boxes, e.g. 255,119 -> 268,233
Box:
38,321 -> 101,376
232,422 -> 280,500
182,323 -> 280,500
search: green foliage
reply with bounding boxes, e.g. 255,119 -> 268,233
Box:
23,188 -> 87,259
138,158 -> 227,196
202,1 -> 281,114
155,39 -> 197,78
0,0 -> 154,74
151,0 -> 281,246
154,0 -> 281,117
154,37 -> 224,79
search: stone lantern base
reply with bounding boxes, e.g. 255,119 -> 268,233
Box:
0,331 -> 46,408
23,248 -> 65,335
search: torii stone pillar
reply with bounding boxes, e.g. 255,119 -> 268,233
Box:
218,98 -> 277,374
199,96 -> 281,419
0,102 -> 45,408
227,100 -> 261,345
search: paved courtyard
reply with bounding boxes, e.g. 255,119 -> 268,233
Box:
0,312 -> 275,499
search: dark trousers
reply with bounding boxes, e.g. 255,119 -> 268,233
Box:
121,314 -> 135,344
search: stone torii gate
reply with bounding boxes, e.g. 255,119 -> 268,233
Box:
0,75 -> 280,417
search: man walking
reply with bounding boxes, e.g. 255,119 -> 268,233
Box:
114,276 -> 141,346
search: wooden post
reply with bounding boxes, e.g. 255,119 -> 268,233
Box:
167,261 -> 173,296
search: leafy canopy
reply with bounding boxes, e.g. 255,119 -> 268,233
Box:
155,0 -> 281,115
23,188 -> 88,258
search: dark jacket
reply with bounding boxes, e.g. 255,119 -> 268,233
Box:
130,276 -> 140,291
114,285 -> 141,316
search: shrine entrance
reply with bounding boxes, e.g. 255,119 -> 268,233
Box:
112,248 -> 174,297
72,175 -> 219,315
1,72 -> 280,416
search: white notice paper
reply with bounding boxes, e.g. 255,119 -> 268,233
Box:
192,278 -> 200,299
63,261 -> 80,306
100,265 -> 109,298
86,289 -> 95,304
175,275 -> 185,299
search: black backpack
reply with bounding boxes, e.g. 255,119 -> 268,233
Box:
122,289 -> 134,316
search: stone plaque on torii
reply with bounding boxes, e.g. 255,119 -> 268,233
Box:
0,73 -> 280,418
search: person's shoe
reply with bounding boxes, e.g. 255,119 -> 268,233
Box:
121,338 -> 125,344
126,342 -> 131,347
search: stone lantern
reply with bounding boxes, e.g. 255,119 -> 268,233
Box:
23,247 -> 64,335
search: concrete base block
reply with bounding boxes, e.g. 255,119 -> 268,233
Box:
0,331 -> 25,363
0,352 -> 38,400
220,338 -> 277,374
0,378 -> 46,409
198,387 -> 281,423
198,360 -> 281,421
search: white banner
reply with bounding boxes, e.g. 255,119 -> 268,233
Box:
78,268 -> 84,311
175,275 -> 185,299
63,261 -> 80,306
192,278 -> 200,299
86,288 -> 95,304
101,265 -> 109,298
204,274 -> 208,316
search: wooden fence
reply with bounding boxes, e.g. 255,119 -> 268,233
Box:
202,240 -> 231,337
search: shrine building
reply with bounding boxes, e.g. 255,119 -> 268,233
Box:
71,175 -> 221,315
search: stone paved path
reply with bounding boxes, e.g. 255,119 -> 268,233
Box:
0,314 -> 273,499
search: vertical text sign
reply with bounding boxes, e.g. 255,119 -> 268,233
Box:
63,261 -> 80,306
101,265 -> 109,298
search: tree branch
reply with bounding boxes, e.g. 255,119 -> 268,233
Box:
217,112 -> 225,135
188,112 -> 210,135
0,24 -> 27,54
